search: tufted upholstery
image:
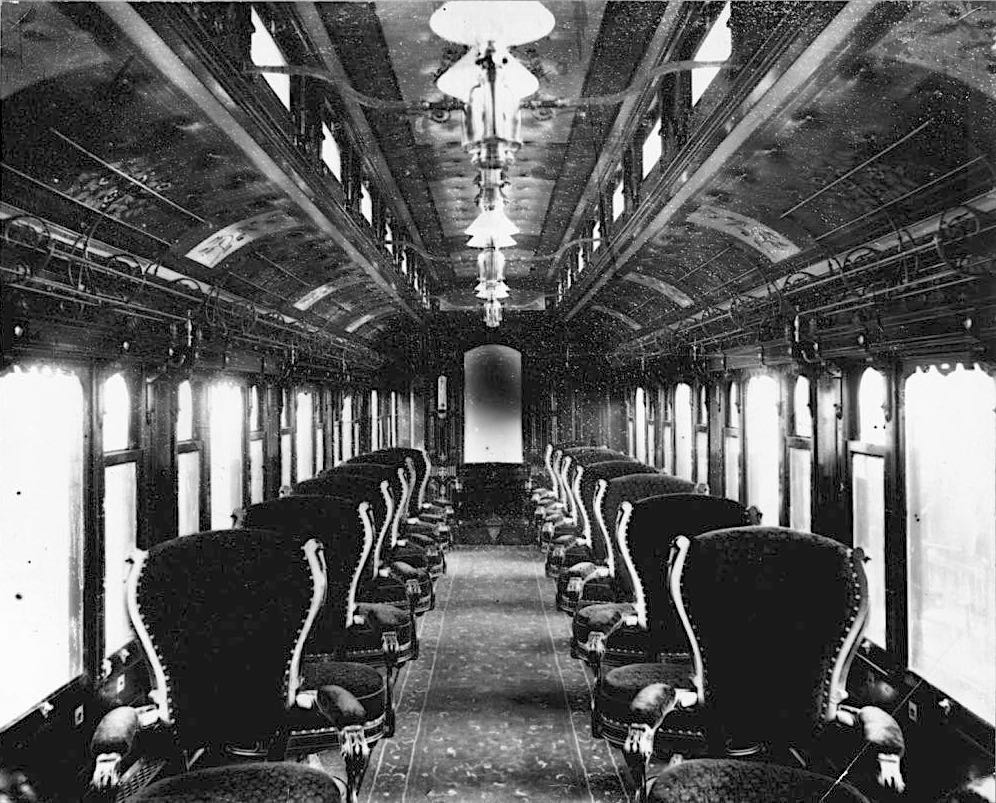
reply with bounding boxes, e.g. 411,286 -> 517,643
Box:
579,461 -> 657,564
647,758 -> 869,802
132,530 -> 320,751
132,762 -> 344,802
677,527 -> 866,750
623,495 -> 752,651
603,475 -> 697,601
242,496 -> 369,636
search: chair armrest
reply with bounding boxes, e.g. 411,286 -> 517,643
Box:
89,706 -> 140,792
836,705 -> 906,793
630,683 -> 678,727
316,685 -> 366,729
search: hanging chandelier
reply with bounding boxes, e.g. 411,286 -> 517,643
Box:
430,1 -> 553,328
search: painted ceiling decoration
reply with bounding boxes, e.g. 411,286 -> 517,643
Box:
1,1 -> 993,374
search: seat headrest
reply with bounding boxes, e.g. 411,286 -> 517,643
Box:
243,495 -> 365,544
626,494 -> 751,544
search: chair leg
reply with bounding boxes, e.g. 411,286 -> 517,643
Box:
381,633 -> 399,737
623,723 -> 656,803
587,632 -> 606,738
340,725 -> 370,803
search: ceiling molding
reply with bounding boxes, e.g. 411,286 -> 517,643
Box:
591,303 -> 642,331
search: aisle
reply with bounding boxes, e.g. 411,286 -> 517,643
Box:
363,547 -> 632,802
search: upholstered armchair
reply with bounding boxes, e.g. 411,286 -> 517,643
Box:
324,463 -> 435,612
242,495 -> 416,737
345,454 -> 444,577
555,460 -> 661,614
293,473 -> 418,621
571,475 -> 706,671
577,492 -> 752,710
531,443 -> 561,507
597,526 -> 905,801
379,447 -> 453,531
131,762 -> 347,801
543,448 -> 632,576
88,529 -> 388,803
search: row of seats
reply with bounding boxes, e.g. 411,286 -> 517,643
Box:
87,447 -> 452,802
533,443 -> 907,802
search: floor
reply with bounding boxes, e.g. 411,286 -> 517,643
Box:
360,546 -> 636,802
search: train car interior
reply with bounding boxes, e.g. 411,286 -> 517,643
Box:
1,1 -> 994,800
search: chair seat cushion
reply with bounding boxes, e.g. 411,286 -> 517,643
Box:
133,762 -> 343,802
574,602 -> 635,631
298,659 -> 386,722
597,660 -> 699,736
648,758 -> 869,802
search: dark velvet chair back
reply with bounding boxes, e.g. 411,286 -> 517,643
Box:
131,529 -> 324,751
673,526 -> 868,750
619,494 -> 752,648
581,461 -> 658,564
328,463 -> 407,548
602,474 -> 697,591
376,448 -> 430,515
292,474 -> 392,580
242,496 -> 373,634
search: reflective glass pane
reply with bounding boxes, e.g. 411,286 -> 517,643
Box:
209,384 -> 244,529
789,446 -> 812,531
794,376 -> 812,438
104,462 -> 136,655
635,387 -> 647,463
745,375 -> 780,524
906,365 -> 995,723
691,1 -> 731,104
852,451 -> 886,647
177,381 -> 194,442
0,369 -> 85,727
315,426 -> 325,473
102,373 -> 130,452
250,8 -> 290,109
663,423 -> 674,474
321,123 -> 342,180
642,115 -> 662,178
281,433 -> 292,489
249,439 -> 264,504
675,383 -> 693,480
696,430 -> 708,486
177,451 -> 200,536
858,367 -> 888,445
296,391 -> 314,482
724,433 -> 741,502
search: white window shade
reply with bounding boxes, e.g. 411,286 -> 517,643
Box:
745,375 -> 780,524
250,7 -> 290,109
0,369 -> 85,727
675,383 -> 693,480
209,383 -> 244,529
906,365 -> 995,723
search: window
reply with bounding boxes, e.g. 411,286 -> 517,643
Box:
250,7 -> 290,110
789,376 -> 813,530
691,2 -> 732,105
360,180 -> 373,224
662,388 -> 674,474
103,373 -> 131,452
102,373 -> 137,656
249,385 -> 264,504
851,367 -> 889,647
296,391 -> 314,482
695,386 -> 708,486
642,113 -> 663,179
315,392 -> 325,474
646,390 -> 657,468
209,382 -> 244,529
412,392 -> 425,451
341,393 -> 354,460
906,365 -> 995,724
280,388 -> 292,489
634,387 -> 647,463
390,391 -> 399,447
724,381 -> 741,501
592,219 -> 601,252
321,123 -> 342,181
611,168 -> 625,221
675,383 -> 693,481
176,381 -> 200,535
745,375 -> 780,524
1,368 -> 85,727
370,389 -> 380,451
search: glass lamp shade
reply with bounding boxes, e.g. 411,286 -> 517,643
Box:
436,46 -> 538,103
475,280 -> 510,300
467,207 -> 518,239
463,79 -> 522,168
477,248 -> 506,282
430,1 -> 555,47
468,230 -> 516,249
483,298 -> 503,328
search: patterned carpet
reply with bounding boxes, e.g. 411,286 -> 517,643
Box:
360,546 -> 635,802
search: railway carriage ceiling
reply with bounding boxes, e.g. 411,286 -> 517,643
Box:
2,1 -> 994,369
